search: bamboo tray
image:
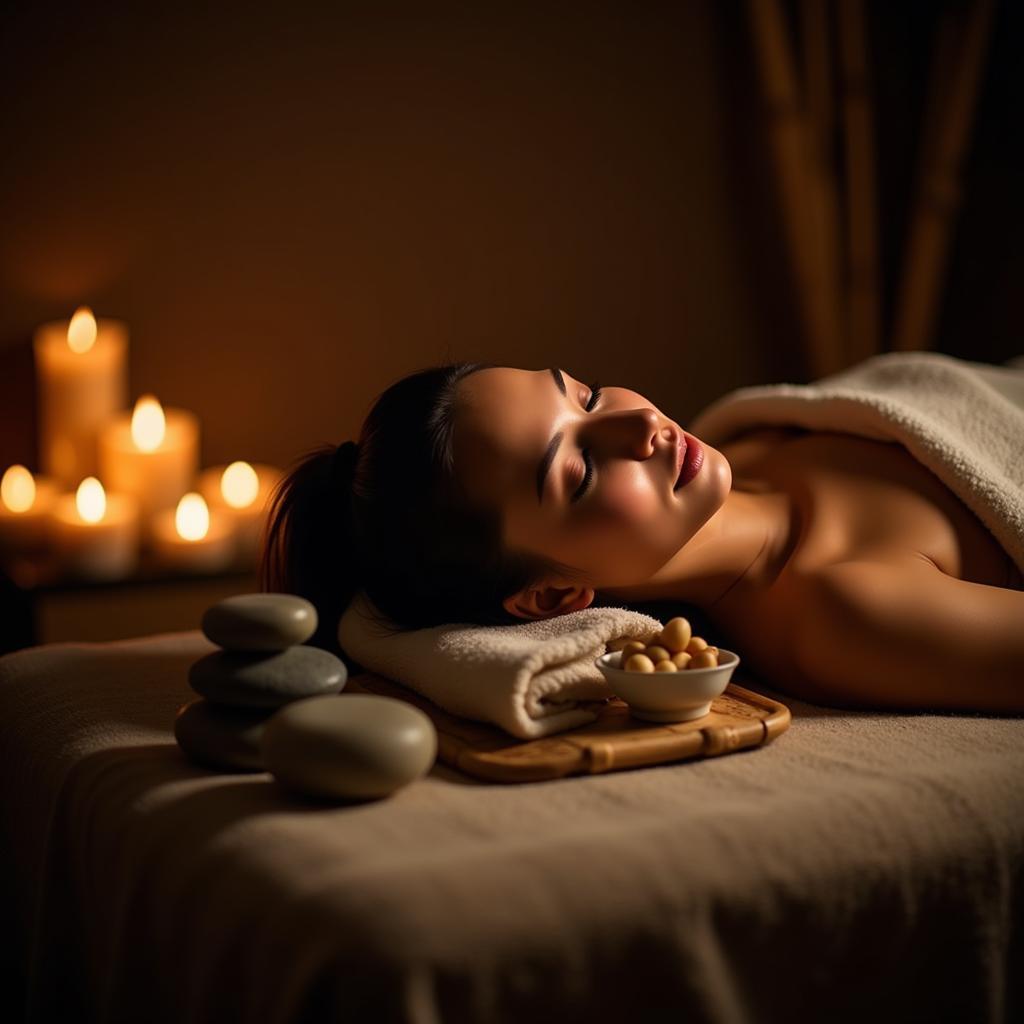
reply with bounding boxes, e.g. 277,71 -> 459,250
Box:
345,671 -> 791,783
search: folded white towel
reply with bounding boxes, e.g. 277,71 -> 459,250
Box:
338,590 -> 664,739
688,350 -> 1024,578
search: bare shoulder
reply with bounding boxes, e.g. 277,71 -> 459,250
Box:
790,555 -> 1024,714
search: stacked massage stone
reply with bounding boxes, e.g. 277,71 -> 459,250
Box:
175,593 -> 346,773
175,593 -> 437,801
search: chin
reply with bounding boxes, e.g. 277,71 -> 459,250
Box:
687,448 -> 731,528
679,443 -> 730,504
706,445 -> 732,494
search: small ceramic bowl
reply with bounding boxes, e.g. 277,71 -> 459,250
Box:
595,648 -> 741,722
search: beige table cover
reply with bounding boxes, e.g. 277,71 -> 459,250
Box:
1,630 -> 1022,1023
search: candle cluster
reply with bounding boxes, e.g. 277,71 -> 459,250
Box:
0,307 -> 282,581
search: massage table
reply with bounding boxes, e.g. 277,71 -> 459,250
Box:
1,629 -> 1021,1023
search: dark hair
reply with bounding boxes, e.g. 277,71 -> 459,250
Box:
258,362 -> 591,655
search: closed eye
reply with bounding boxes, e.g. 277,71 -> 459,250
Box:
571,381 -> 603,503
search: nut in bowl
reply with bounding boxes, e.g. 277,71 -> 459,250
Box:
599,617 -> 740,722
596,647 -> 741,723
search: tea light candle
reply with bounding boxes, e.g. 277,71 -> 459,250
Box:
98,394 -> 199,524
151,492 -> 235,574
197,461 -> 283,562
0,465 -> 58,558
34,306 -> 129,489
51,477 -> 140,580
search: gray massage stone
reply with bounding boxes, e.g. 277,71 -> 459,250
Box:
174,698 -> 270,773
189,646 -> 347,708
262,694 -> 438,801
201,593 -> 317,651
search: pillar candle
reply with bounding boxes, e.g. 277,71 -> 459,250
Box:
51,477 -> 140,580
197,461 -> 283,562
98,394 -> 200,525
0,464 -> 58,558
151,492 -> 235,574
33,306 -> 128,489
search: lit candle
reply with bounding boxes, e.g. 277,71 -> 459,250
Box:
197,461 -> 283,562
0,464 -> 58,558
97,394 -> 199,524
33,306 -> 129,489
51,477 -> 140,580
151,492 -> 235,574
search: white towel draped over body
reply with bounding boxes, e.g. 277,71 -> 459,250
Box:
688,350 -> 1024,579
339,351 -> 1024,739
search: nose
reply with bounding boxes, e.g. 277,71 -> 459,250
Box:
584,406 -> 667,460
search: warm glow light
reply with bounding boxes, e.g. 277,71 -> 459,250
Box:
67,306 -> 98,354
76,477 -> 106,523
1,465 -> 36,513
221,461 -> 259,509
131,395 -> 166,452
175,492 -> 210,541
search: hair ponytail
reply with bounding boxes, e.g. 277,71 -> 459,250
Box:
258,440 -> 363,654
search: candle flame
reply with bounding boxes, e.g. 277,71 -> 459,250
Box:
1,465 -> 35,513
76,477 -> 106,523
67,306 -> 98,354
221,461 -> 259,509
131,395 -> 166,451
175,492 -> 210,541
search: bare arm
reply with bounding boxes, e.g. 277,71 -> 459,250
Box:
792,556 -> 1024,714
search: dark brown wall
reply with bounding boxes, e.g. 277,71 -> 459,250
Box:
0,1 -> 1018,474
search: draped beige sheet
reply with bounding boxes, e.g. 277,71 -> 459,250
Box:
1,630 -> 1022,1023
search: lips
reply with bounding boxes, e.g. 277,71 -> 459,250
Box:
673,431 -> 703,490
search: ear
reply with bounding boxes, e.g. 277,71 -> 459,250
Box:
502,583 -> 596,620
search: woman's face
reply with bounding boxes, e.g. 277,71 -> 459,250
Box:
452,366 -> 732,591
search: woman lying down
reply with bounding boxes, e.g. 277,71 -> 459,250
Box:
260,360 -> 1024,715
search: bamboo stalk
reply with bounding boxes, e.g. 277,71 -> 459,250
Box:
890,0 -> 996,353
800,0 -> 846,369
837,0 -> 881,364
748,0 -> 846,380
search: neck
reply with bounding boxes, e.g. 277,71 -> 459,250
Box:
603,482 -> 797,611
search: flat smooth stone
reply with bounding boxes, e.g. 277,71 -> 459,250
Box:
189,646 -> 347,708
262,694 -> 437,801
174,698 -> 271,772
201,593 -> 317,651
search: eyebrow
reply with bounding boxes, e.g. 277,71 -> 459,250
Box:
536,368 -> 566,504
